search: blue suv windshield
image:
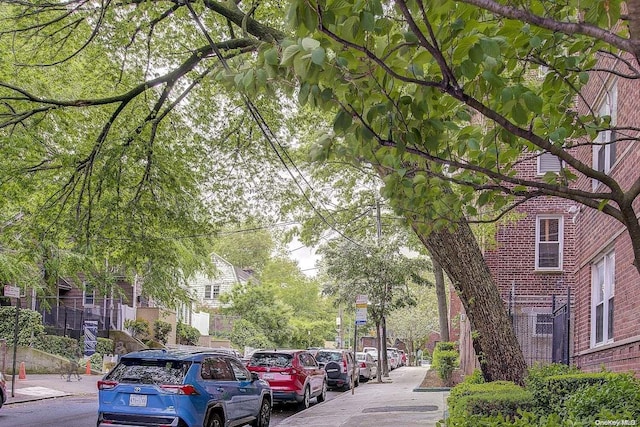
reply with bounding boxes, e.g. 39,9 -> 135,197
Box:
105,359 -> 192,385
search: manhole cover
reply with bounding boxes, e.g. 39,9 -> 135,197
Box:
362,405 -> 438,413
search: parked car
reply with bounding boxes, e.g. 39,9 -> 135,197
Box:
387,349 -> 399,370
396,349 -> 407,366
355,352 -> 377,381
0,371 -> 6,409
246,349 -> 327,409
314,349 -> 359,390
97,348 -> 272,427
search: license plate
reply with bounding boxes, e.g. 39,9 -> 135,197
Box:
129,394 -> 147,407
262,373 -> 275,380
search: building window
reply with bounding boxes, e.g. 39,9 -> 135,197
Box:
83,281 -> 95,307
535,216 -> 563,270
591,250 -> 615,346
537,152 -> 562,175
535,313 -> 553,335
204,284 -> 221,299
593,82 -> 618,188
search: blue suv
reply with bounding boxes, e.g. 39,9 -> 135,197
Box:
97,348 -> 272,427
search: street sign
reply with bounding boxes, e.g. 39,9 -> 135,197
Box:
3,285 -> 20,298
355,294 -> 368,325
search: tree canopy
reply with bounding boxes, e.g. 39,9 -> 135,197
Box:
2,0 -> 640,382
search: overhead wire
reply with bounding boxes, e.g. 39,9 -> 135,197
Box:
183,0 -> 363,248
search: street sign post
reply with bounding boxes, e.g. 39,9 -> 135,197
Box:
355,294 -> 368,326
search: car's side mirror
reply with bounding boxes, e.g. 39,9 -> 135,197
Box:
251,372 -> 260,382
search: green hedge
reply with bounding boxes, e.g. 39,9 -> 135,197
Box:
564,372 -> 640,422
447,381 -> 535,426
0,307 -> 45,346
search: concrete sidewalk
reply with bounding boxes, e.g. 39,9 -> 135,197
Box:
278,366 -> 449,427
4,373 -> 99,405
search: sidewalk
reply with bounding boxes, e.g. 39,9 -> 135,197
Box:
278,366 -> 449,427
4,372 -> 99,405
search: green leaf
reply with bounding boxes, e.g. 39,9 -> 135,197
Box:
281,45 -> 301,65
523,92 -> 543,114
263,48 -> 279,66
479,38 -> 501,58
333,109 -> 353,133
311,47 -> 326,65
360,11 -> 375,32
460,60 -> 477,80
469,44 -> 484,64
512,103 -> 528,125
301,37 -> 320,50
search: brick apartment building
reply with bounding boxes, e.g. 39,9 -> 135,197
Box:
570,52 -> 640,374
452,52 -> 639,377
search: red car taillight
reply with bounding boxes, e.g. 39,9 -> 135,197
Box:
160,384 -> 199,395
342,359 -> 347,372
97,380 -> 118,390
360,362 -> 366,368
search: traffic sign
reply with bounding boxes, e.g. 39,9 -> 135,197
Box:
355,294 -> 368,325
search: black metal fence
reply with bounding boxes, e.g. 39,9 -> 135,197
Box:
508,290 -> 573,367
35,298 -> 118,339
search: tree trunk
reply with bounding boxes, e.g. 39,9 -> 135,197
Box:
433,258 -> 450,342
381,315 -> 390,377
411,221 -> 527,385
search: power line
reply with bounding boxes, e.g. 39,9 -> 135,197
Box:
183,1 -> 363,249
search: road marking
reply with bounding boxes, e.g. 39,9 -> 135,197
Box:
16,387 -> 70,397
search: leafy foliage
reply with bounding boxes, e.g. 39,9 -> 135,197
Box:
0,307 -> 45,346
177,321 -> 201,346
153,320 -> 172,345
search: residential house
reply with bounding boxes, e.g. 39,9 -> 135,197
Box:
180,253 -> 256,338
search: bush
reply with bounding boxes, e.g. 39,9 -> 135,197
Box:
432,342 -> 459,386
125,319 -> 150,340
153,320 -> 172,344
97,337 -> 114,355
0,307 -> 45,346
541,372 -> 611,417
446,381 -> 535,426
177,322 -> 201,345
33,335 -> 80,359
564,373 -> 640,422
525,363 -> 581,415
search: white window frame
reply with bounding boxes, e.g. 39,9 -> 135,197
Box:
537,151 -> 562,175
591,250 -> 615,347
535,215 -> 564,271
592,81 -> 618,189
83,281 -> 95,307
204,283 -> 221,299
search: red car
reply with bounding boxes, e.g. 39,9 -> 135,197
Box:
247,349 -> 327,409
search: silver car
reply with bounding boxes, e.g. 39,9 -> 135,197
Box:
356,352 -> 377,381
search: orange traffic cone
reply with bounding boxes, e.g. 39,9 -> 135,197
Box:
18,361 -> 26,380
85,359 -> 92,375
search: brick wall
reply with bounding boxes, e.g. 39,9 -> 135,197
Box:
570,52 -> 640,374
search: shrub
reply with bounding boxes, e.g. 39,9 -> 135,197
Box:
124,319 -> 150,340
432,342 -> 459,386
33,335 -> 80,359
177,322 -> 201,346
541,372 -> 611,417
153,320 -> 172,344
525,363 -> 581,415
446,381 -> 535,426
96,337 -> 114,355
0,307 -> 45,346
564,373 -> 640,422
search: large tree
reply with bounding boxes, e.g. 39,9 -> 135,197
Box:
2,0 -> 639,383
